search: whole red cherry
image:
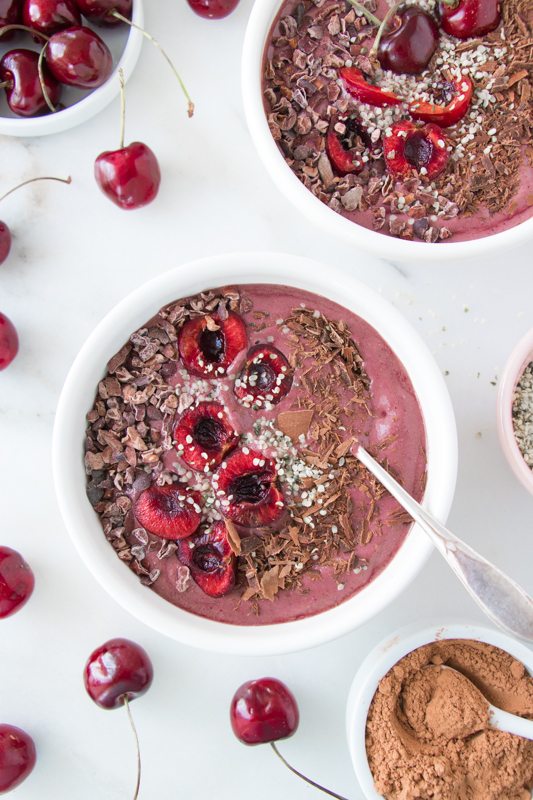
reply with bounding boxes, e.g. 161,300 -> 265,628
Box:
0,547 -> 34,619
45,25 -> 113,88
0,49 -> 62,116
22,0 -> 81,36
0,224 -> 11,265
84,638 -> 153,710
230,678 -> 299,745
95,142 -> 161,210
187,0 -> 240,19
378,7 -> 439,74
0,724 -> 36,793
438,0 -> 501,39
73,0 -> 131,24
0,313 -> 18,370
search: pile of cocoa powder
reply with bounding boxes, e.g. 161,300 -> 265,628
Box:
366,639 -> 533,799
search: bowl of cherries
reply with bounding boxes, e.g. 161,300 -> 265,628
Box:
0,0 -> 144,136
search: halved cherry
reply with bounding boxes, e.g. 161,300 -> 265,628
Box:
326,121 -> 365,176
234,344 -> 293,409
383,120 -> 449,179
134,484 -> 202,540
178,311 -> 247,378
213,448 -> 285,528
409,74 -> 473,127
177,521 -> 235,597
339,67 -> 402,107
174,401 -> 239,472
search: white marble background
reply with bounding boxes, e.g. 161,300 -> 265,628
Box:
0,1 -> 531,798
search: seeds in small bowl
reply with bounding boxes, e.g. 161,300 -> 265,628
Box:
513,361 -> 533,470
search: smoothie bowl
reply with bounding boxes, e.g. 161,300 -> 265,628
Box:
242,0 -> 533,261
53,252 -> 457,654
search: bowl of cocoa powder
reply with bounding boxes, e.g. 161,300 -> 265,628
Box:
346,622 -> 533,800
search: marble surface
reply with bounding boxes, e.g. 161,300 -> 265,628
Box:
0,1 -> 532,798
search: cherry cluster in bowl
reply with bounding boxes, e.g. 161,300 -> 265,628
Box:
0,0 -> 138,118
326,0 -> 501,181
131,308 -> 294,598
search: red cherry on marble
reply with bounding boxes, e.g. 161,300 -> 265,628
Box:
0,48 -> 62,116
231,678 -> 299,745
377,7 -> 439,74
0,313 -> 18,370
73,0 -> 131,25
0,724 -> 36,793
230,678 -> 348,798
95,142 -> 161,210
23,0 -> 80,36
45,25 -> 112,88
438,0 -> 500,39
0,224 -> 11,265
0,547 -> 34,618
187,0 -> 240,19
84,637 -> 153,710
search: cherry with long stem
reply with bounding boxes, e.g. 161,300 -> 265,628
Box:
0,24 -> 57,111
270,743 -> 350,800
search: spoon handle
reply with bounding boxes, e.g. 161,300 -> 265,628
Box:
355,446 -> 533,643
490,706 -> 533,741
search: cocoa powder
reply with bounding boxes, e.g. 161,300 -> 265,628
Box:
366,639 -> 533,799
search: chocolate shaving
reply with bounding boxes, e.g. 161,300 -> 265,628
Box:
276,409 -> 314,440
225,520 -> 242,556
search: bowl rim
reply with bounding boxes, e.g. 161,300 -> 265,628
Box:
52,251 -> 458,655
496,327 -> 533,495
345,620 -> 533,800
0,0 -> 144,137
241,0 -> 533,263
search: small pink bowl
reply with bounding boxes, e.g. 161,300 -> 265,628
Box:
497,328 -> 533,495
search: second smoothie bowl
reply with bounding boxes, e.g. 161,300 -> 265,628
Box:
53,252 -> 457,654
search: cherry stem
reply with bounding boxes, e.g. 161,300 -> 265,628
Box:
37,41 -> 56,113
346,0 -> 382,28
110,11 -> 195,118
0,175 -> 71,204
118,68 -> 126,149
0,23 -> 49,40
124,697 -> 141,800
270,743 -> 350,800
369,1 -> 402,58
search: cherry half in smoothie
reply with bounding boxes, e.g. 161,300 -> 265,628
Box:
214,448 -> 285,528
178,311 -> 247,377
234,344 -> 293,408
174,401 -> 239,471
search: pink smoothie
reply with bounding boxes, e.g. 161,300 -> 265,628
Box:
262,0 -> 533,243
86,284 -> 427,625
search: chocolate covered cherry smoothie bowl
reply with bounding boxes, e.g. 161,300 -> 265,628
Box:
53,253 -> 457,654
242,0 -> 533,260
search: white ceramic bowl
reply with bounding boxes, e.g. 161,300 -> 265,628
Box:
0,1 -> 143,137
346,621 -> 533,800
52,252 -> 457,655
497,328 -> 533,496
241,0 -> 533,263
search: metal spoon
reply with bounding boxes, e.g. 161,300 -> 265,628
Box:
355,445 -> 533,642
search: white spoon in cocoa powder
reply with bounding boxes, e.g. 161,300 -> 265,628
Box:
425,665 -> 533,741
354,445 -> 533,643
